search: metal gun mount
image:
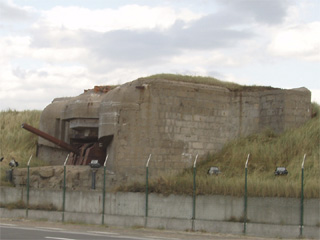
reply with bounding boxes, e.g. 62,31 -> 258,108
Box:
21,123 -> 106,165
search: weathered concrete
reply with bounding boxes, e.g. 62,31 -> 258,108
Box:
107,192 -> 145,216
65,212 -> 101,225
103,214 -> 145,227
1,187 -> 319,227
146,217 -> 192,231
0,187 -> 319,239
196,195 -> 243,221
27,209 -> 62,222
1,209 -> 319,239
12,166 -> 118,191
148,193 -> 193,219
34,78 -> 311,185
248,197 -> 320,226
194,220 -> 243,235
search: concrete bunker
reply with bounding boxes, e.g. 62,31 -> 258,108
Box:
27,76 -> 311,183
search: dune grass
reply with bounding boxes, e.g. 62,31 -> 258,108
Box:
0,109 -> 47,185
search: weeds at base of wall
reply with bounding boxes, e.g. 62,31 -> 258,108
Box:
131,225 -> 144,230
33,218 -> 49,222
0,181 -> 14,187
32,203 -> 57,211
185,229 -> 207,233
0,200 -> 57,211
63,221 -> 91,226
227,216 -> 249,223
0,200 -> 26,210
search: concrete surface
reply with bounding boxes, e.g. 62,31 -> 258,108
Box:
0,187 -> 319,239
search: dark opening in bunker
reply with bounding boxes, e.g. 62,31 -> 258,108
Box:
68,118 -> 107,165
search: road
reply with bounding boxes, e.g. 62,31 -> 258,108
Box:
1,224 -> 121,240
0,218 -> 296,240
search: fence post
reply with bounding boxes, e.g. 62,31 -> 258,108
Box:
62,154 -> 69,222
243,153 -> 250,234
26,155 -> 32,218
102,155 -> 109,225
192,154 -> 198,231
300,154 -> 306,238
145,154 -> 152,222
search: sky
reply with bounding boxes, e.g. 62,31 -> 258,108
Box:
0,0 -> 319,111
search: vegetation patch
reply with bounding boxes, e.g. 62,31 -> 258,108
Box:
0,200 -> 26,210
0,200 -> 57,211
0,110 -> 47,185
228,216 -> 248,223
138,73 -> 276,91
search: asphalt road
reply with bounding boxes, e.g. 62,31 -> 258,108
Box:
0,219 -> 296,240
1,224 -> 119,240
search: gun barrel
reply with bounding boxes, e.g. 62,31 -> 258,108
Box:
21,123 -> 80,155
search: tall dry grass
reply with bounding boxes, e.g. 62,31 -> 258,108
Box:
0,109 -> 46,184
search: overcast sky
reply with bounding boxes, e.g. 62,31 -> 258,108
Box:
0,0 -> 319,111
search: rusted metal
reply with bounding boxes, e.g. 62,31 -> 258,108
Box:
21,123 -> 80,155
68,143 -> 105,165
21,123 -> 106,166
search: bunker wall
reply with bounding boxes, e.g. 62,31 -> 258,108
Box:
36,79 -> 311,182
98,81 -> 311,181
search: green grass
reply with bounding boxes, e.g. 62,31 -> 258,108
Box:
138,73 -> 275,91
0,109 -> 47,185
118,102 -> 320,198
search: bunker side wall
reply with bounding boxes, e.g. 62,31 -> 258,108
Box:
98,82 -> 311,181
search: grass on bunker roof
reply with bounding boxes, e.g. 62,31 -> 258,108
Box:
138,73 -> 276,91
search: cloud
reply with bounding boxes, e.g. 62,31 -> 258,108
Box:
169,49 -> 247,68
268,22 -> 320,61
39,4 -> 202,32
0,63 -> 92,110
0,0 -> 318,111
28,12 -> 255,71
217,0 -> 292,25
171,17 -> 254,50
311,89 -> 320,104
26,6 -> 203,69
83,29 -> 177,64
0,34 -> 88,66
0,36 -> 30,64
0,0 -> 35,22
29,27 -> 82,49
